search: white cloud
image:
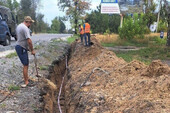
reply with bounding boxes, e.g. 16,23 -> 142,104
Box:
39,0 -> 62,25
91,1 -> 100,10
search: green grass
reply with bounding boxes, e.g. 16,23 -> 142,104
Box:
67,35 -> 79,43
102,36 -> 167,47
115,47 -> 170,64
6,52 -> 17,58
8,85 -> 20,91
102,39 -> 148,47
34,45 -> 41,50
39,65 -> 49,70
102,36 -> 169,64
0,103 -> 6,108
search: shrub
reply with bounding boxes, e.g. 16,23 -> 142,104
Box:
158,20 -> 168,32
119,13 -> 148,40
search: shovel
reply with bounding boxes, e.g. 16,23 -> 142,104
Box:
34,55 -> 41,78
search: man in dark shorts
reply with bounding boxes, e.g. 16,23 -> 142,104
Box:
15,16 -> 35,87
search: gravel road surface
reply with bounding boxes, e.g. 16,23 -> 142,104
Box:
0,34 -> 72,52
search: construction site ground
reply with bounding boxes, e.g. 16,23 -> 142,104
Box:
64,38 -> 170,113
0,39 -> 69,113
0,36 -> 170,113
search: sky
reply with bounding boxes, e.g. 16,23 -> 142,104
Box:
38,0 -> 100,29
16,0 -> 170,29
16,0 -> 101,29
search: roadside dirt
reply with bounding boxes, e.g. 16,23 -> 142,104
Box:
0,39 -> 69,113
1,37 -> 169,113
64,38 -> 170,113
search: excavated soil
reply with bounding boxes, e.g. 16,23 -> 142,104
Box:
65,38 -> 170,113
43,38 -> 170,113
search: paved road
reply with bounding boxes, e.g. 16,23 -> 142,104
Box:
11,34 -> 72,45
0,34 -> 72,52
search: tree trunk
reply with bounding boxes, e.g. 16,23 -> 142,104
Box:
75,18 -> 77,34
167,13 -> 170,46
74,0 -> 78,34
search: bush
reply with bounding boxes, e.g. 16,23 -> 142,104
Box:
119,13 -> 148,40
152,36 -> 167,45
158,20 -> 168,32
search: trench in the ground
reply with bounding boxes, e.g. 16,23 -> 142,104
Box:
41,48 -> 71,113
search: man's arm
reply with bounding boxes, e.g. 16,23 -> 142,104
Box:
27,38 -> 35,55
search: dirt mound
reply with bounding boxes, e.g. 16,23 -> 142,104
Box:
142,60 -> 170,77
65,38 -> 170,113
119,60 -> 147,75
70,38 -> 103,62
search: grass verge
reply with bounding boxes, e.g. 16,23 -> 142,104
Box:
6,52 -> 17,58
115,46 -> 170,64
100,35 -> 169,64
67,35 -> 79,43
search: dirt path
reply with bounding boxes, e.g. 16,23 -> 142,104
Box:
105,46 -> 146,52
0,39 -> 69,113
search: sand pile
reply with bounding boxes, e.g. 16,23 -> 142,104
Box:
65,38 -> 170,113
142,60 -> 170,77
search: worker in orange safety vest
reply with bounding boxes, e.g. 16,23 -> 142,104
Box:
79,24 -> 84,43
83,19 -> 91,46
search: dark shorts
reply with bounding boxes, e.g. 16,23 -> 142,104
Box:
15,45 -> 29,66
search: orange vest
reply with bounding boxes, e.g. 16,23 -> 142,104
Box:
85,23 -> 90,33
80,26 -> 84,34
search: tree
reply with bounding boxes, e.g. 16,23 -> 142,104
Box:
58,0 -> 91,34
51,17 -> 60,33
167,14 -> 170,46
86,5 -> 120,34
36,13 -> 50,33
1,0 -> 49,33
163,0 -> 170,46
119,14 -> 148,40
0,0 -> 7,6
30,0 -> 41,33
6,0 -> 19,15
59,18 -> 66,33
7,0 -> 13,10
18,0 -> 41,33
20,0 -> 32,16
143,0 -> 157,27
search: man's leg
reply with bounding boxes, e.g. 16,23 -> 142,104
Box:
23,65 -> 29,85
15,45 -> 29,86
84,33 -> 88,46
81,34 -> 83,43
